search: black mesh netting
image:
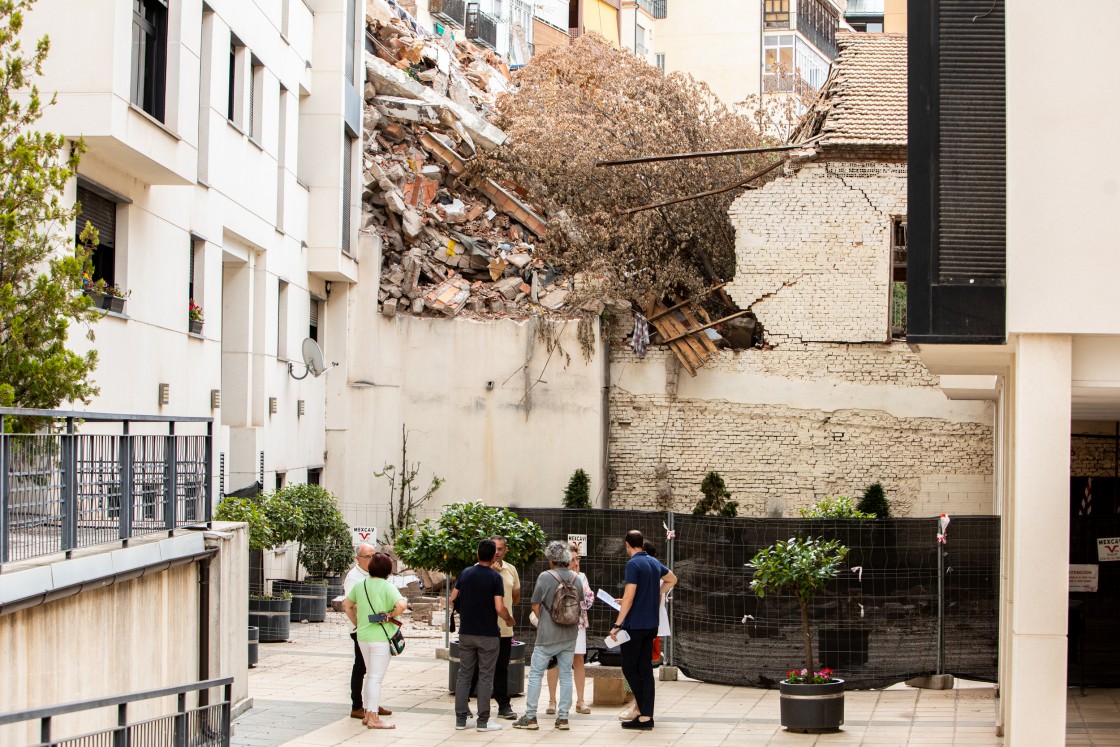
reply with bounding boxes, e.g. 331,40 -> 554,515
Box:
510,509 -> 999,690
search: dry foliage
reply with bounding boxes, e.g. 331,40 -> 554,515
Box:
470,34 -> 777,310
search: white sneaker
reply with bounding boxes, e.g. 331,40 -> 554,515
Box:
477,720 -> 502,731
455,717 -> 476,730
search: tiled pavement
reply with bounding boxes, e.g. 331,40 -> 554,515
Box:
230,615 -> 1113,746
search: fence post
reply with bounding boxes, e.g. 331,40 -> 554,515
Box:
165,422 -> 177,532
936,518 -> 945,675
666,511 -> 675,668
173,692 -> 186,747
119,422 -> 133,544
62,417 -> 77,556
114,702 -> 129,747
204,421 -> 214,526
222,682 -> 233,744
1,424 -> 9,567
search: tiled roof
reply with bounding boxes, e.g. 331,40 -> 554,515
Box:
793,33 -> 907,151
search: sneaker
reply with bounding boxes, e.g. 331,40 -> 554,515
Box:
497,707 -> 517,720
455,717 -> 475,730
554,718 -> 570,730
512,716 -> 539,730
477,720 -> 502,731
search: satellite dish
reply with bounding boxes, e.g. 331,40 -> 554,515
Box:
288,338 -> 337,380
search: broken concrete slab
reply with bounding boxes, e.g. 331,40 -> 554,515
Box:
365,53 -> 507,151
475,179 -> 549,236
540,287 -> 569,310
424,276 -> 471,316
373,95 -> 443,124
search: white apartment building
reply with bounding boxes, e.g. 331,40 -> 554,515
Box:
23,0 -> 363,496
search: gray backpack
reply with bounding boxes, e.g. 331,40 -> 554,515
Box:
547,570 -> 582,626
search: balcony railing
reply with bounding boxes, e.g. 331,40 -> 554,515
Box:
637,0 -> 667,20
0,408 -> 213,569
797,0 -> 838,59
466,4 -> 498,48
430,0 -> 467,28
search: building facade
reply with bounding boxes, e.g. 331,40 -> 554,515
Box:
23,0 -> 363,496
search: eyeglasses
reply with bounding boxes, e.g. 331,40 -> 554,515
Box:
358,554 -> 374,559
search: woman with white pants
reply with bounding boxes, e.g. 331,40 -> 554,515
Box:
343,551 -> 407,729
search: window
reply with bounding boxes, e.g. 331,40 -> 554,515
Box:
227,40 -> 238,121
76,185 -> 118,287
277,280 -> 289,358
188,239 -> 204,328
655,53 -> 665,71
275,471 -> 286,490
345,0 -> 357,83
131,0 -> 168,121
763,35 -> 795,91
250,57 -> 264,141
307,468 -> 322,486
341,135 -> 354,254
309,297 -> 321,342
891,217 -> 907,337
764,0 -> 790,29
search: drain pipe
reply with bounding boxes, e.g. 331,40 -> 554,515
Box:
198,557 -> 212,709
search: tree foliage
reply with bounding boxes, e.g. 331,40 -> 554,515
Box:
472,34 -> 775,309
693,471 -> 739,517
799,495 -> 874,520
562,468 -> 591,509
749,536 -> 849,674
857,482 -> 891,519
0,0 -> 100,418
375,424 -> 444,545
214,493 -> 305,553
394,501 -> 545,576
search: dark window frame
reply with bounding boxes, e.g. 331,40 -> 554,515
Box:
131,0 -> 169,121
76,185 -> 119,289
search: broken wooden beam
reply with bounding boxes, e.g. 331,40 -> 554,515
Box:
596,138 -> 821,167
657,309 -> 753,345
620,158 -> 788,215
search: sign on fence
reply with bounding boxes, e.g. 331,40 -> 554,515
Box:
1070,564 -> 1100,592
352,526 -> 378,545
568,534 -> 588,557
1097,537 -> 1120,562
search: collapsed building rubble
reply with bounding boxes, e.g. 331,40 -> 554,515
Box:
362,1 -> 574,320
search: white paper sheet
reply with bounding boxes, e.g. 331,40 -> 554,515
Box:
596,588 -> 621,610
604,630 -> 630,648
658,603 -> 671,637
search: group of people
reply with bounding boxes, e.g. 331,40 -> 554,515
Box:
340,529 -> 677,732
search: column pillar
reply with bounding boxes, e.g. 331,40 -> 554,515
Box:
1006,333 -> 1071,745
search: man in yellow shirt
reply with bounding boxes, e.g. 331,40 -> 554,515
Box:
492,535 -> 521,720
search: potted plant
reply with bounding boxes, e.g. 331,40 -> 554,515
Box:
749,536 -> 850,732
300,519 -> 354,600
215,492 -> 304,642
268,484 -> 350,622
83,278 -> 130,314
188,298 -> 204,334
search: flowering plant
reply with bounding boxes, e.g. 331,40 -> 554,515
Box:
786,667 -> 834,685
188,299 -> 204,322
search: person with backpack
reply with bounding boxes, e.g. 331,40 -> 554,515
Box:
512,541 -> 585,731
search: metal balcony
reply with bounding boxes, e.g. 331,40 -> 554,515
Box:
466,4 -> 498,49
0,408 -> 213,568
431,0 -> 467,28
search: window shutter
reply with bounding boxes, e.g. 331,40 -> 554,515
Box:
345,0 -> 357,83
936,1 -> 1006,285
341,136 -> 353,254
309,298 -> 319,328
77,186 -> 116,247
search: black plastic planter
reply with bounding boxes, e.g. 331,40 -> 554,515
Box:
272,580 -> 328,623
248,626 -> 259,668
249,598 -> 291,642
448,639 -> 526,696
779,678 -> 844,732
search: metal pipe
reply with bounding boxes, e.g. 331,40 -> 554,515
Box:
198,558 -> 211,710
936,520 -> 944,675
596,140 -> 819,167
666,511 -> 675,668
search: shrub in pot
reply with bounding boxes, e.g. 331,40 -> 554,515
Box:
749,536 -> 850,732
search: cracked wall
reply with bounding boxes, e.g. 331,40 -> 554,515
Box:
606,161 -> 995,517
728,160 -> 906,343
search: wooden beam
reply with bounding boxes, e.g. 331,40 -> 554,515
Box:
646,284 -> 727,323
657,309 -> 753,346
595,137 -> 821,167
620,158 -> 787,215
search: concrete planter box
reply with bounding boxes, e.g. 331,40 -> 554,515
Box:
779,678 -> 845,732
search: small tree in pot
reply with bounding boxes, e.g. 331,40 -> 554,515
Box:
749,536 -> 850,732
394,500 -> 546,575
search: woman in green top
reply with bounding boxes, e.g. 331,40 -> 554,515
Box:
343,551 -> 407,729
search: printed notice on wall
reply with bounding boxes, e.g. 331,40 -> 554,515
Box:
1098,537 -> 1120,561
351,526 -> 377,546
1070,564 -> 1099,592
568,534 -> 588,557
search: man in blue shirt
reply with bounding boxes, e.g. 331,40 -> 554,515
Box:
609,530 -> 677,730
451,539 -> 516,732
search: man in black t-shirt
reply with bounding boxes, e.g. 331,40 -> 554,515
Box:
451,539 -> 516,731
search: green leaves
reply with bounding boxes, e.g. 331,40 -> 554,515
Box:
394,501 -> 546,575
798,496 -> 875,520
748,536 -> 849,605
0,1 -> 98,419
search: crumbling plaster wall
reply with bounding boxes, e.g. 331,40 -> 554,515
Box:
607,159 -> 995,517
728,160 -> 907,343
327,233 -> 606,523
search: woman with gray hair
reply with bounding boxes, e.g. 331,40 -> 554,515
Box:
512,541 -> 585,731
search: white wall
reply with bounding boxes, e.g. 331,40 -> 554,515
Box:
654,0 -> 761,108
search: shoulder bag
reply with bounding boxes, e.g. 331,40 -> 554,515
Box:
363,579 -> 406,655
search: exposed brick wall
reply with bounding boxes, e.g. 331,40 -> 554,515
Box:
608,385 -> 993,517
606,159 -> 995,517
727,161 -> 907,344
1072,434 -> 1119,477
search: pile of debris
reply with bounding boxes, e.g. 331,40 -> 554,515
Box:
362,1 -> 574,319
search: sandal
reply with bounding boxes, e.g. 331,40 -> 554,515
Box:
618,707 -> 639,721
576,701 -> 591,715
366,720 -> 396,730
546,701 -> 557,715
